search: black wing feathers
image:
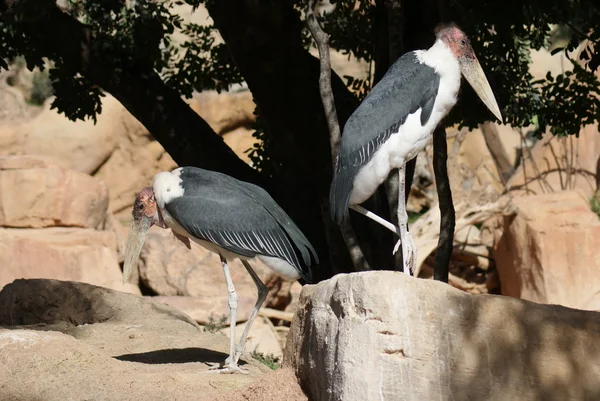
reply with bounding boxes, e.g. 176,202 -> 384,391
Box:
165,167 -> 318,283
329,52 -> 440,223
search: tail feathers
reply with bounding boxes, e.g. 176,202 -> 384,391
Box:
329,163 -> 358,225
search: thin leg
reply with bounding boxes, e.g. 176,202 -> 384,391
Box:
234,260 -> 269,364
349,204 -> 398,235
208,254 -> 247,374
393,164 -> 416,275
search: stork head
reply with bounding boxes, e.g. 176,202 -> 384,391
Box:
123,187 -> 156,283
435,23 -> 503,123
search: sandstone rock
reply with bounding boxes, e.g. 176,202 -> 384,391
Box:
284,271 -> 600,401
226,317 -> 283,360
137,228 -> 272,298
507,125 -> 600,198
222,126 -> 258,165
151,295 -> 257,325
284,281 -> 303,315
447,124 -> 521,200
492,191 -> 600,310
0,95 -> 132,174
0,156 -> 109,229
93,114 -> 176,218
0,73 -> 37,125
188,90 -> 256,135
0,227 -> 130,294
0,279 -> 306,401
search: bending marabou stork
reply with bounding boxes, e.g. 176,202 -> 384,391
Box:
123,166 -> 318,374
330,23 -> 503,274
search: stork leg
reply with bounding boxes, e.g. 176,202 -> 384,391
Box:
234,260 -> 268,364
349,204 -> 398,234
209,254 -> 248,374
392,164 -> 416,275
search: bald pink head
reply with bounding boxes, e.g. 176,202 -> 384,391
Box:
133,186 -> 156,221
435,23 -> 475,60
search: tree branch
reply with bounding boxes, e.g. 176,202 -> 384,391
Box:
2,0 -> 260,184
306,1 -> 341,161
207,0 -> 382,279
306,0 -> 370,272
432,126 -> 454,283
480,122 -> 515,183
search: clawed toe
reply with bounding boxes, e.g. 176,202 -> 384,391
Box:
206,362 -> 248,375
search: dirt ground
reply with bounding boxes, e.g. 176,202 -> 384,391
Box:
0,279 -> 307,401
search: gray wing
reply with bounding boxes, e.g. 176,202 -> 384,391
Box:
167,167 -> 318,282
330,51 -> 440,223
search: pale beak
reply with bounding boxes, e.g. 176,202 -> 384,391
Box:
122,214 -> 153,284
459,57 -> 503,123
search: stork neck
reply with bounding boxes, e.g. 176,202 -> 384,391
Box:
417,39 -> 459,77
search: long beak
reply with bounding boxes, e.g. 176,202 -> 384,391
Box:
122,215 -> 153,284
460,57 -> 503,123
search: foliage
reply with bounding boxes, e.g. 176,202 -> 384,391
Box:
590,194 -> 600,219
0,0 -> 243,122
203,314 -> 228,333
1,0 -> 599,162
250,350 -> 281,370
29,68 -> 53,105
319,0 -> 600,138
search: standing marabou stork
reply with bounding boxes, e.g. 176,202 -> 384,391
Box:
330,23 -> 503,274
123,166 -> 318,374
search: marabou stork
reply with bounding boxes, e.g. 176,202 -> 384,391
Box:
123,166 -> 318,374
330,23 -> 503,274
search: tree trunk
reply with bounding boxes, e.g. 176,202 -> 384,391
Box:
3,0 -> 260,184
480,122 -> 515,183
208,0 -> 396,276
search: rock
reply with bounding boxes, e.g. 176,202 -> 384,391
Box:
0,227 -> 133,294
0,156 -> 109,229
284,281 -> 303,315
0,72 -> 38,125
264,274 -> 294,311
93,117 -> 176,218
131,229 -> 276,322
492,191 -> 600,310
0,278 -> 192,329
188,90 -> 256,135
0,95 -> 130,175
448,124 -> 521,201
137,228 -> 272,298
284,271 -> 600,401
222,126 -> 258,165
225,317 -> 283,360
151,295 -> 257,325
0,279 -> 307,401
506,125 -> 600,198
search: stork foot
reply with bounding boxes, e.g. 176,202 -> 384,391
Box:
206,361 -> 249,375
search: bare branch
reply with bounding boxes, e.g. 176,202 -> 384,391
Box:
306,0 -> 341,161
306,0 -> 370,271
480,122 -> 515,184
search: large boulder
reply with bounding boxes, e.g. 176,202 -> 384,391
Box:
0,156 -> 109,229
491,190 -> 600,310
95,139 -> 177,218
0,95 -> 128,175
506,125 -> 600,198
188,90 -> 256,135
284,271 -> 600,401
0,227 -> 133,294
135,228 -> 273,322
0,279 -> 307,401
